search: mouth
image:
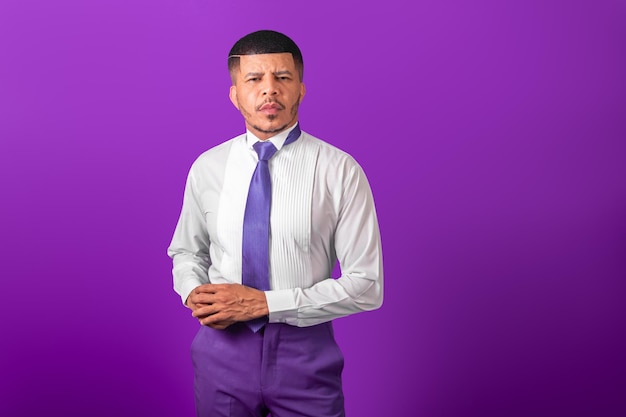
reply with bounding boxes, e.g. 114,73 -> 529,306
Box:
258,101 -> 284,114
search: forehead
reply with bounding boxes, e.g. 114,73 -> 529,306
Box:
237,53 -> 296,73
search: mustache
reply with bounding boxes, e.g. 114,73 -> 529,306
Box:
256,99 -> 286,111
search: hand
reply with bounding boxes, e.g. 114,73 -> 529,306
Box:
186,284 -> 269,330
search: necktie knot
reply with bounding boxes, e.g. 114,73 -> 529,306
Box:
254,141 -> 277,161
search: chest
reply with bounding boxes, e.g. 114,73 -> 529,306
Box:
209,139 -> 323,253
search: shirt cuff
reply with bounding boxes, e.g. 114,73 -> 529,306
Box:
179,278 -> 204,305
265,288 -> 298,323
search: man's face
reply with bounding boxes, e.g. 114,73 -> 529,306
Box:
229,53 -> 306,140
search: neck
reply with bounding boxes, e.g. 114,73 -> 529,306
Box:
248,119 -> 299,141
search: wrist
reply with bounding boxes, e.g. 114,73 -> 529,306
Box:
253,290 -> 269,317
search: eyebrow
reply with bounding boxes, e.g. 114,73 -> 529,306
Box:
243,70 -> 294,78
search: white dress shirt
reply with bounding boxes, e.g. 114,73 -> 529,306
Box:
167,124 -> 383,327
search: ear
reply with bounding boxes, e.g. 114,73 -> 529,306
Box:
299,82 -> 306,103
229,85 -> 239,110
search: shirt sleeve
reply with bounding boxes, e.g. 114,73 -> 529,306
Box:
167,167 -> 212,305
265,162 -> 384,326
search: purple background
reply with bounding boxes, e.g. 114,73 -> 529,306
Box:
1,1 -> 625,416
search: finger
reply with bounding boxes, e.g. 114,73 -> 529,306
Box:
199,311 -> 232,326
192,304 -> 219,318
191,292 -> 220,305
188,301 -> 210,312
206,321 -> 234,330
191,304 -> 208,317
194,283 -> 230,294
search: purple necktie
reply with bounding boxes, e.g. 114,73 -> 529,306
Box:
242,125 -> 301,332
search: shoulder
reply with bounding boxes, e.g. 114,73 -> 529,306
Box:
300,131 -> 364,179
187,133 -> 244,173
183,134 -> 245,191
301,131 -> 360,168
193,134 -> 243,165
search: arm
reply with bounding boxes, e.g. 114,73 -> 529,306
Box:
167,168 -> 212,305
265,162 -> 384,326
168,154 -> 271,329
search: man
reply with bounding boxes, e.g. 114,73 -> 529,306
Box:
168,30 -> 383,417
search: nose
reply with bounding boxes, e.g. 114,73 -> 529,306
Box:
262,77 -> 279,96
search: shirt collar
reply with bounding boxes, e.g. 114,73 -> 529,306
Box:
245,123 -> 299,151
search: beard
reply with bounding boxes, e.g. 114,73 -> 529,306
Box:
238,94 -> 301,135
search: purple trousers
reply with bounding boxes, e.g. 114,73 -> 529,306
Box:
190,321 -> 345,417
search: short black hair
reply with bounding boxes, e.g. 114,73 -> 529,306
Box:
228,30 -> 304,81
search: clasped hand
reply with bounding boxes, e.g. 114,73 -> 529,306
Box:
186,283 -> 269,330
